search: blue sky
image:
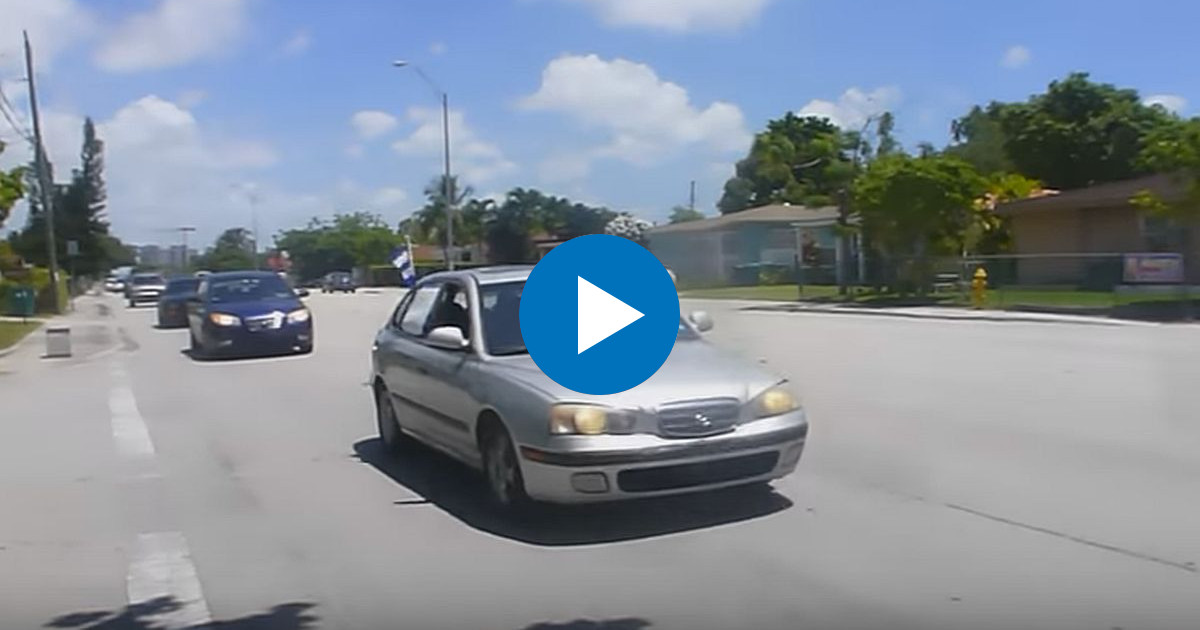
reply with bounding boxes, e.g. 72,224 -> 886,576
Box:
1,0 -> 1196,247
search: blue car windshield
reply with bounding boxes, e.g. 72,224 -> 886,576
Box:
209,276 -> 294,303
165,279 -> 200,295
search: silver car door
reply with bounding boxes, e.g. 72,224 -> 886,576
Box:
404,280 -> 481,462
377,284 -> 443,443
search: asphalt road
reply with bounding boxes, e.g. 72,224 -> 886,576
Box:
2,290 -> 1199,630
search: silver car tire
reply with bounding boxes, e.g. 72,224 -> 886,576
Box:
480,423 -> 529,510
375,386 -> 410,454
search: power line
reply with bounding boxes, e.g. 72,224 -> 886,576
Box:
0,82 -> 33,142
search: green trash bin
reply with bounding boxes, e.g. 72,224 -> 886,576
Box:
7,286 -> 35,318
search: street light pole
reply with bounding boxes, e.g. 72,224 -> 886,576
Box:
395,60 -> 454,270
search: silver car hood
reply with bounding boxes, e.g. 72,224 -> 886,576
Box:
491,339 -> 781,408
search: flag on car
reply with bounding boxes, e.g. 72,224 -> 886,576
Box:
391,245 -> 416,287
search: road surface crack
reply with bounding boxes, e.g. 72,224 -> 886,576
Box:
942,501 -> 1197,575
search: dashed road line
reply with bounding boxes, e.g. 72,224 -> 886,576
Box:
126,531 -> 212,629
110,360 -> 214,627
109,363 -> 156,458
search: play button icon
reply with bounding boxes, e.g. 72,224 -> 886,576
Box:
577,277 -> 643,354
520,235 -> 680,395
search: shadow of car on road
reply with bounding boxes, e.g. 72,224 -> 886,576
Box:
352,437 -> 792,547
45,596 -> 317,629
179,348 -> 311,364
518,618 -> 652,630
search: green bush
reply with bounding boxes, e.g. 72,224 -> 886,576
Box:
0,267 -> 68,314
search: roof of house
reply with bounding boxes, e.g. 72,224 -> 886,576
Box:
996,173 -> 1189,215
648,204 -> 841,235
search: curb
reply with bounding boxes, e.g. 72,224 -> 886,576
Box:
738,304 -> 1138,327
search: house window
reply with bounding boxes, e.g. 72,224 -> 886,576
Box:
1141,215 -> 1174,252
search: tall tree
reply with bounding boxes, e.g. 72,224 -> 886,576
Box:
277,212 -> 399,281
668,205 -> 705,224
0,141 -> 23,231
718,114 -> 858,214
12,118 -> 115,276
953,73 -> 1180,189
194,228 -> 257,271
853,154 -> 987,289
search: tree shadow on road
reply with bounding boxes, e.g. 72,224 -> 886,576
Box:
44,596 -> 317,629
352,438 -> 792,547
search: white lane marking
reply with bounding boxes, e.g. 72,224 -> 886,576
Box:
127,531 -> 213,629
109,363 -> 156,458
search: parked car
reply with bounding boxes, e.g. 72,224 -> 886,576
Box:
156,277 -> 201,328
125,273 -> 167,307
369,266 -> 809,510
321,271 -> 356,294
187,271 -> 313,358
104,276 -> 125,293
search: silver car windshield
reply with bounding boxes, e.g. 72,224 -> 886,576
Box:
479,280 -> 697,356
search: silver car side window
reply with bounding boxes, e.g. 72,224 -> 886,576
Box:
399,286 -> 441,337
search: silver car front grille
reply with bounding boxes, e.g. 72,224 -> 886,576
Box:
656,398 -> 740,438
244,313 -> 283,332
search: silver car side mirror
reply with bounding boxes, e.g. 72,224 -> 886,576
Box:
689,310 -> 714,332
426,326 -> 469,351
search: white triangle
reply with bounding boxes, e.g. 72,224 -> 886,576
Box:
578,276 -> 644,354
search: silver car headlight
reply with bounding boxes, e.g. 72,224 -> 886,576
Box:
748,385 -> 800,419
549,404 -> 635,435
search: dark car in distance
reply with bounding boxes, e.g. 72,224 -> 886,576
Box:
186,271 -> 313,358
157,277 -> 201,328
321,271 -> 356,294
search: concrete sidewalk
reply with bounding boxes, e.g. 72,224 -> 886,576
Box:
0,295 -> 123,366
683,298 -> 1168,327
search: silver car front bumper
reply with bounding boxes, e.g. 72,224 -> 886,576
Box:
516,410 -> 808,504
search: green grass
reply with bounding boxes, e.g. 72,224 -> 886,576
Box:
0,321 -> 41,351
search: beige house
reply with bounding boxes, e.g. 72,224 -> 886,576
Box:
647,204 -> 849,286
997,174 -> 1200,285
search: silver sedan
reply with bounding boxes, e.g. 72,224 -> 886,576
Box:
369,266 -> 809,508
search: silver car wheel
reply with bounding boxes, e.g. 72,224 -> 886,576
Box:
483,429 -> 522,507
375,387 -> 403,453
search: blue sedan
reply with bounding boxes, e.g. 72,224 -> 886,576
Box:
186,271 -> 313,358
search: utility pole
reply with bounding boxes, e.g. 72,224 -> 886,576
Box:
24,31 -> 60,313
689,180 -> 696,213
441,91 -> 454,270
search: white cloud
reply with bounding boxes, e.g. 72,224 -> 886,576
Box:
429,42 -> 448,56
94,0 -> 247,72
176,89 -> 207,109
392,106 -> 517,184
69,95 -> 277,242
1001,45 -> 1032,69
1143,94 -> 1187,114
538,153 -> 592,183
0,0 -> 95,73
280,29 -> 312,57
350,110 -> 398,140
552,0 -> 773,32
796,86 -> 902,129
370,187 -> 409,210
520,54 -> 750,168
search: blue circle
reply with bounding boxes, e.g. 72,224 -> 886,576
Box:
520,235 -> 680,395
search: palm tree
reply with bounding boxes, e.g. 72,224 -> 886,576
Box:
415,175 -> 474,262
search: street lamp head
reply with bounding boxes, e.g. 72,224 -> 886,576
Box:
392,60 -> 409,68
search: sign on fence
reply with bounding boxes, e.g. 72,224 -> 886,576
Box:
1122,253 -> 1184,284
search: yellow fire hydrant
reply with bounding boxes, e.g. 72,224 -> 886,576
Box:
970,266 -> 988,309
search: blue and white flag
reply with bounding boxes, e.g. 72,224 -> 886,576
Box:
391,245 -> 416,287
